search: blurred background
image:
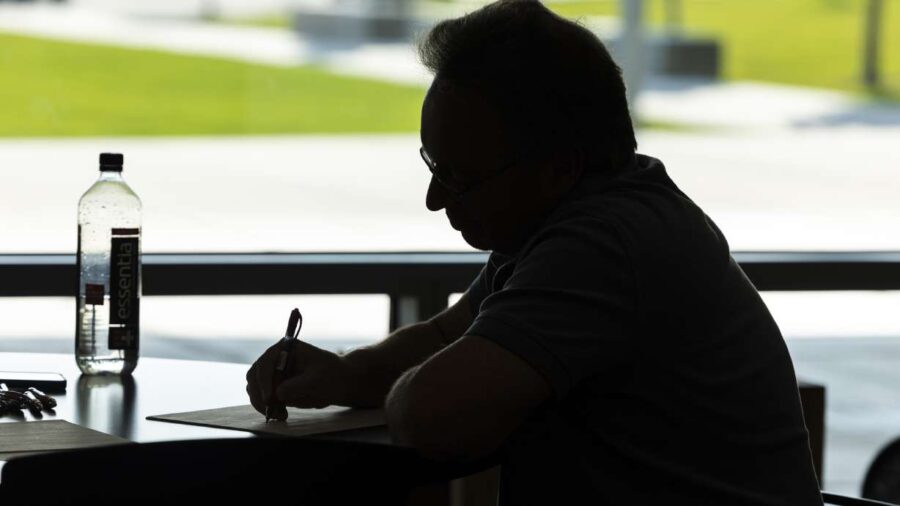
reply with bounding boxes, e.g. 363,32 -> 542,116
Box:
1,0 -> 899,496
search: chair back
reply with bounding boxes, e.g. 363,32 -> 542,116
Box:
863,438 -> 900,504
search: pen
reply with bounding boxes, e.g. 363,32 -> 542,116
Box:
265,308 -> 302,422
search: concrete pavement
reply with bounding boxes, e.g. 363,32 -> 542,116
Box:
0,3 -> 434,84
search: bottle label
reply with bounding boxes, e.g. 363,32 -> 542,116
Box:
109,326 -> 138,351
109,234 -> 140,350
85,284 -> 104,305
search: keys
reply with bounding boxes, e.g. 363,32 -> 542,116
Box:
0,383 -> 57,417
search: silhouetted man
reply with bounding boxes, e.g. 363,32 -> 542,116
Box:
247,1 -> 823,504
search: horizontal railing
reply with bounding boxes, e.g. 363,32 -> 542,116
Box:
3,251 -> 900,329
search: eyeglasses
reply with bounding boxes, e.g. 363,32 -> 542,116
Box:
419,146 -> 519,200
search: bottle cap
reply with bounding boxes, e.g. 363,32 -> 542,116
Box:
100,153 -> 123,172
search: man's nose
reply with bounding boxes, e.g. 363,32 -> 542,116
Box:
425,176 -> 449,212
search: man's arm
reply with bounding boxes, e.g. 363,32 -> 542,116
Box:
338,293 -> 475,408
385,334 -> 552,462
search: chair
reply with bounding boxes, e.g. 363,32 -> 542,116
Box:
823,491 -> 900,506
863,437 -> 900,504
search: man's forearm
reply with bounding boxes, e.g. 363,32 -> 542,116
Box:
339,321 -> 446,408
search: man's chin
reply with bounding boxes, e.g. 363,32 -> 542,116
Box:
459,228 -> 491,251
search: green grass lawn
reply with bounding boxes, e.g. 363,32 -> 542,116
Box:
0,32 -> 425,137
547,0 -> 900,98
3,0 -> 897,137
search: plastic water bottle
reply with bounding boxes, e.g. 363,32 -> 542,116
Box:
76,153 -> 141,375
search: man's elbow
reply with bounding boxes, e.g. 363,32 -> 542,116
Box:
389,415 -> 478,462
387,403 -> 498,463
386,396 -> 452,461
385,401 -> 417,451
386,394 -> 472,462
383,360 -> 507,463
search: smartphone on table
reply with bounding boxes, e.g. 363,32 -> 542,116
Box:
0,372 -> 67,393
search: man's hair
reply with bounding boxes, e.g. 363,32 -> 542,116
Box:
417,0 -> 637,173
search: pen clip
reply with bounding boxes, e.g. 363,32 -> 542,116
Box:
293,311 -> 303,339
285,308 -> 302,340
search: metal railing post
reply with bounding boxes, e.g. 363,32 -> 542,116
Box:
389,285 -> 452,332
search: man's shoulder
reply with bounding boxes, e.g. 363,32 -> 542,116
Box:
571,155 -> 699,226
524,169 -> 692,260
571,156 -> 726,253
517,154 -> 734,293
520,209 -> 625,266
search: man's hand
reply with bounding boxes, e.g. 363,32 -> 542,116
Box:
245,294 -> 475,417
245,340 -> 368,414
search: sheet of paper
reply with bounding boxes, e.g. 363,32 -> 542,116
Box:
147,405 -> 386,437
0,420 -> 130,460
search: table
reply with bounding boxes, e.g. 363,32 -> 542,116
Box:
0,353 -> 823,504
0,352 -> 391,444
0,353 -> 498,506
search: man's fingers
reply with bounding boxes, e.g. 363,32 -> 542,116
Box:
246,339 -> 323,414
247,382 -> 266,415
255,362 -> 274,408
252,341 -> 287,402
246,362 -> 263,414
246,361 -> 270,415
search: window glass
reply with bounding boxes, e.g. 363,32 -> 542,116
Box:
0,295 -> 388,362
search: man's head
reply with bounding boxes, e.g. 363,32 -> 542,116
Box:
417,0 -> 636,253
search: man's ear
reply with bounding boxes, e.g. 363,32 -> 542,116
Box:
550,146 -> 585,192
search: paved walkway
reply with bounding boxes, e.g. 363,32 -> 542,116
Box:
0,3 -> 433,84
2,128 -> 897,252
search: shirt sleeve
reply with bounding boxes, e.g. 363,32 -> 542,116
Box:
465,217 -> 636,402
464,265 -> 489,320
463,252 -> 509,320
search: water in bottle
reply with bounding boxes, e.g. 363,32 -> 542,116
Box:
76,152 -> 141,375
